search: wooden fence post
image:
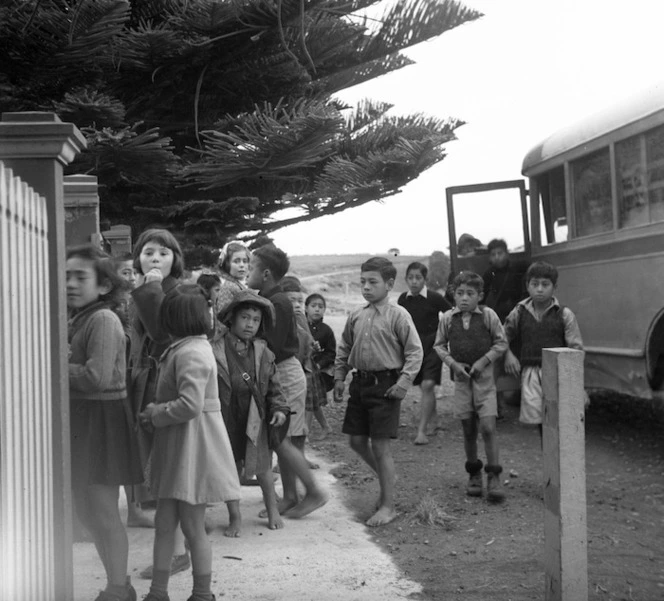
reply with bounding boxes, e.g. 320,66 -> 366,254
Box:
542,348 -> 588,601
0,112 -> 86,601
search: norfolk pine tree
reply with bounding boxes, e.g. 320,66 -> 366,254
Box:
0,0 -> 482,245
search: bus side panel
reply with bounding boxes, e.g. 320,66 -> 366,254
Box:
533,242 -> 664,398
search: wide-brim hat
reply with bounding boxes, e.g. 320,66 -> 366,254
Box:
220,289 -> 275,332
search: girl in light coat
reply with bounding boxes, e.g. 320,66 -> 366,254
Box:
139,285 -> 240,601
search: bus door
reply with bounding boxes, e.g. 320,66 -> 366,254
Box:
446,179 -> 531,277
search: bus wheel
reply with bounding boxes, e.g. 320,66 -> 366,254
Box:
646,313 -> 664,390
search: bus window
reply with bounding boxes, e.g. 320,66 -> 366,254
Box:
572,149 -> 613,237
646,125 -> 664,221
536,167 -> 567,245
616,133 -> 648,228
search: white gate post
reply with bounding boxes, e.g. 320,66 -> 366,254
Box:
0,112 -> 86,601
542,348 -> 588,601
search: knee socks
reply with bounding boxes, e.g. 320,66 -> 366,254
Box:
192,572 -> 212,601
149,569 -> 170,599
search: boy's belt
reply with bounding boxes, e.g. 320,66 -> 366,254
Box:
354,369 -> 399,385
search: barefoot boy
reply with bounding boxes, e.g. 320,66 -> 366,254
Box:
246,244 -> 328,518
433,271 -> 508,502
334,257 -> 423,526
398,261 -> 451,445
503,261 -> 584,440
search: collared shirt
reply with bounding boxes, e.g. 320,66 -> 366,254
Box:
334,297 -> 423,390
406,285 -> 428,299
434,306 -> 507,367
503,297 -> 583,351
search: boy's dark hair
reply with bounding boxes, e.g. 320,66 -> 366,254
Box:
525,261 -> 558,285
360,257 -> 397,282
487,239 -> 508,253
67,244 -> 127,311
252,244 -> 290,280
197,273 -> 221,292
159,285 -> 211,338
116,251 -> 134,262
133,228 -> 184,279
406,261 -> 428,279
280,275 -> 304,293
451,270 -> 484,293
305,293 -> 326,308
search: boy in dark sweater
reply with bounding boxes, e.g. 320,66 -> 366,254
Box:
503,261 -> 583,438
397,262 -> 451,445
434,271 -> 508,502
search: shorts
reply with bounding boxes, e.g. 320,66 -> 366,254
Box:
520,366 -> 543,424
414,348 -> 443,386
342,370 -> 401,439
451,366 -> 497,420
276,356 -> 307,437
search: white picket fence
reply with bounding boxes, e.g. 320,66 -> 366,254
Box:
0,161 -> 56,600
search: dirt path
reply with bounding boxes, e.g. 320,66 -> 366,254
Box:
73,383 -> 664,601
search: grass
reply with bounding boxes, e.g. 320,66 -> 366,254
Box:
411,494 -> 457,530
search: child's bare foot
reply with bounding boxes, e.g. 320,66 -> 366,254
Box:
283,490 -> 329,519
258,496 -> 297,518
413,432 -> 429,445
366,506 -> 397,527
224,515 -> 242,537
267,512 -> 285,530
313,427 -> 330,441
306,458 -> 320,469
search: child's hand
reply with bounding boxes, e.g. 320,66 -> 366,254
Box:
139,403 -> 156,431
450,361 -> 471,382
469,356 -> 490,379
504,350 -> 521,378
384,384 -> 407,401
270,411 -> 287,427
144,268 -> 163,284
333,380 -> 345,403
312,340 -> 322,352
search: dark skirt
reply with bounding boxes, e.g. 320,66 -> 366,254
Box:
70,397 -> 144,489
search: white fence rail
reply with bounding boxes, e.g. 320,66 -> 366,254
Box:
0,161 -> 55,600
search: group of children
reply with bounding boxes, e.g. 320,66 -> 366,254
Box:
66,230 -> 583,601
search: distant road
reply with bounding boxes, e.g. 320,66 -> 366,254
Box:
298,269 -> 357,281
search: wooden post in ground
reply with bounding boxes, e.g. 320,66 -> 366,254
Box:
542,348 -> 587,601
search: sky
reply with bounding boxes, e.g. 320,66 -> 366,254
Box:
270,0 -> 664,256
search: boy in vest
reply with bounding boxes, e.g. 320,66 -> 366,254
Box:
433,271 -> 508,501
503,261 -> 584,438
334,257 -> 423,526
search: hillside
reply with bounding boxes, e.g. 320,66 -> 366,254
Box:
287,254 -> 430,315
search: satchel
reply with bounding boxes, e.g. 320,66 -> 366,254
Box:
226,347 -> 291,451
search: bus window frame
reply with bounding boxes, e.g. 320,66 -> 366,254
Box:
445,179 -> 531,275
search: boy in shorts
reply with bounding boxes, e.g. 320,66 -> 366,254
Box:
503,261 -> 584,439
334,257 -> 423,526
433,271 -> 508,501
246,244 -> 328,518
398,261 -> 451,445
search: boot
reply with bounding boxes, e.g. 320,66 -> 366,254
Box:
464,460 -> 483,497
485,465 -> 505,502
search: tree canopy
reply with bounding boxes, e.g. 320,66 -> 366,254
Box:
0,0 -> 481,245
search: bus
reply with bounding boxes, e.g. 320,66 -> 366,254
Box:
446,85 -> 664,399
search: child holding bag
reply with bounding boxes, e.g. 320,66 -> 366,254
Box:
210,289 -> 290,535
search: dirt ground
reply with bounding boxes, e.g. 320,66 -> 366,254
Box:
308,382 -> 664,601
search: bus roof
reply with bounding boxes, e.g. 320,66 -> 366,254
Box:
522,83 -> 664,175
